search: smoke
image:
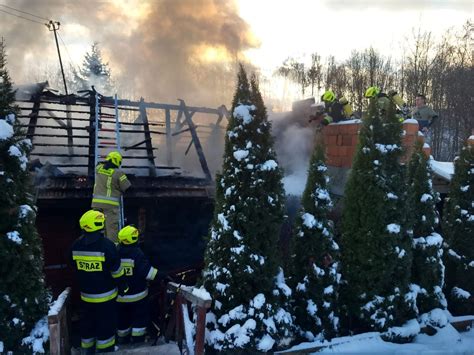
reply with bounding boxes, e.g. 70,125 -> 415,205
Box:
3,0 -> 258,106
270,111 -> 315,196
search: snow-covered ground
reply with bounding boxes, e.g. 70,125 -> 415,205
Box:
279,324 -> 474,354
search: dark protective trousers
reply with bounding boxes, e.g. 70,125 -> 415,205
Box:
117,297 -> 150,342
80,299 -> 117,353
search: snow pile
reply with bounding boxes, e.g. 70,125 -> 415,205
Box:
0,118 -> 14,140
192,287 -> 212,301
6,230 -> 22,244
233,149 -> 249,161
233,104 -> 255,125
48,289 -> 70,317
21,317 -> 49,354
8,144 -> 28,171
451,287 -> 471,299
419,308 -> 448,328
386,223 -> 400,234
382,318 -> 420,343
429,159 -> 454,181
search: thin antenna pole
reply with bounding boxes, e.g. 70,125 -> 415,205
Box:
47,20 -> 68,95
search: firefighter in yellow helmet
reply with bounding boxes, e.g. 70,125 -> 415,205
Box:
317,90 -> 354,126
92,151 -> 131,243
70,210 -> 129,353
364,86 -> 409,121
116,226 -> 159,344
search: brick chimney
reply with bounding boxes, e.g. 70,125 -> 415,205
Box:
322,119 -> 429,169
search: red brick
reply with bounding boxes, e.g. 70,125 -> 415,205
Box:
344,123 -> 361,135
324,124 -> 339,135
339,146 -> 351,157
403,121 -> 419,135
326,155 -> 341,167
325,134 -> 337,146
336,134 -> 343,146
342,134 -> 352,146
402,135 -> 416,148
327,145 -> 339,157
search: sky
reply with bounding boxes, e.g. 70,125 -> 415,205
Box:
0,0 -> 472,103
238,0 -> 473,75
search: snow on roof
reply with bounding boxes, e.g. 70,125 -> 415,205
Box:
430,159 -> 454,181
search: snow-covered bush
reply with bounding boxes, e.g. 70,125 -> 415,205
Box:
0,39 -> 49,352
340,97 -> 417,342
407,141 -> 446,316
443,142 -> 473,315
291,143 -> 340,341
202,66 -> 294,352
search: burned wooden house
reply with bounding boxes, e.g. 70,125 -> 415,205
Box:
16,82 -> 229,297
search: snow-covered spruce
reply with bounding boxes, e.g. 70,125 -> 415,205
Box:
340,98 -> 417,341
0,40 -> 49,352
407,142 -> 446,316
202,66 -> 294,352
291,144 -> 340,341
443,142 -> 474,315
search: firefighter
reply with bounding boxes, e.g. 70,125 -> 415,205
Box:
364,86 -> 409,120
92,151 -> 131,243
412,93 -> 438,133
116,225 -> 158,344
70,210 -> 128,353
320,90 -> 352,124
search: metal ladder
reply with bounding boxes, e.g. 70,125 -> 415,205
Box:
94,94 -> 125,229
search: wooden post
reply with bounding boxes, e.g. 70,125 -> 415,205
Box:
195,306 -> 207,355
139,98 -> 157,177
87,91 -> 97,177
165,108 -> 173,166
26,93 -> 42,142
178,99 -> 212,181
167,282 -> 212,355
48,287 -> 72,355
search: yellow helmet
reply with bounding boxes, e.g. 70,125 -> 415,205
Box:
118,225 -> 139,245
322,90 -> 336,103
106,151 -> 122,167
79,210 -> 105,232
365,86 -> 380,98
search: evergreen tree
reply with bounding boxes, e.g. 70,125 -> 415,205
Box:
291,143 -> 340,341
407,141 -> 446,318
0,39 -> 49,351
75,42 -> 113,94
443,142 -> 474,315
202,66 -> 294,352
340,98 -> 417,342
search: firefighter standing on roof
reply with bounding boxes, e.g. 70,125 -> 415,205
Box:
92,151 -> 131,242
116,225 -> 158,344
70,210 -> 129,353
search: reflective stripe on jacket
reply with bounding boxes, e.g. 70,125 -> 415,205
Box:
118,244 -> 158,302
92,163 -> 131,208
70,231 -> 125,303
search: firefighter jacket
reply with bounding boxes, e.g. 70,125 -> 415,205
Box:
412,105 -> 438,129
324,100 -> 346,123
70,231 -> 126,303
92,161 -> 131,208
117,244 -> 158,303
